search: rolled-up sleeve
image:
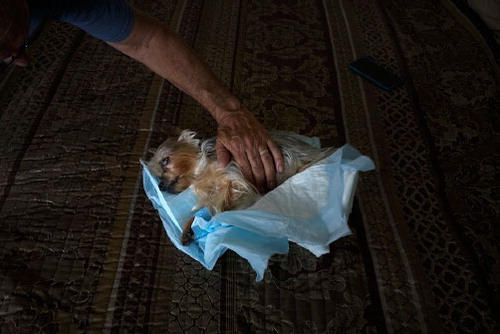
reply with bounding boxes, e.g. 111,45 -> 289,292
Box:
55,0 -> 134,43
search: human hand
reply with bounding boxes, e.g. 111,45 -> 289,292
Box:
215,108 -> 284,193
1,52 -> 29,67
0,0 -> 30,67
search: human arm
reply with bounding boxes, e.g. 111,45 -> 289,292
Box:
107,9 -> 284,191
0,0 -> 30,66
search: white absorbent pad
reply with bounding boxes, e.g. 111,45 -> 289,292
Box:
142,143 -> 375,281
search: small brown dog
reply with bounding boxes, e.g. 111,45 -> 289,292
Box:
147,130 -> 334,245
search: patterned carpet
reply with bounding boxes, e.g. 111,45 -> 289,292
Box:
0,0 -> 498,333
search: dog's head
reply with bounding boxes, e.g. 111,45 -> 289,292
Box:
148,130 -> 201,193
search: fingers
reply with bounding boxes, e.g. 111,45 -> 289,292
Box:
246,147 -> 269,193
258,148 -> 277,190
215,108 -> 284,192
13,53 -> 29,67
2,52 -> 29,67
217,135 -> 257,187
218,134 -> 279,193
233,150 -> 258,189
215,140 -> 231,168
267,138 -> 284,173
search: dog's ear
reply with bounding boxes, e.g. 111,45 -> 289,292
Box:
178,130 -> 200,146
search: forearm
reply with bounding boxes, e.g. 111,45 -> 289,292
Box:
108,8 -> 285,190
108,9 -> 241,122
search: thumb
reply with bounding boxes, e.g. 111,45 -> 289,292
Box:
216,140 -> 231,168
13,53 -> 29,67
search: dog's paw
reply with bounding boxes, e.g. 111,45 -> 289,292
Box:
181,228 -> 194,246
181,217 -> 195,246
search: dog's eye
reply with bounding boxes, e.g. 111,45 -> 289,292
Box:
160,158 -> 169,167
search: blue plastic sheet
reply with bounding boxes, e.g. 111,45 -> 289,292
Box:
142,143 -> 375,281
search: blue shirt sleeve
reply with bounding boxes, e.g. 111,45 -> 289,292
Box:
27,0 -> 135,43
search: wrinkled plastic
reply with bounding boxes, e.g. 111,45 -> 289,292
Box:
141,143 -> 375,281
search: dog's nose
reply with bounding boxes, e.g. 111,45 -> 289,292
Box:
158,181 -> 168,192
158,180 -> 179,193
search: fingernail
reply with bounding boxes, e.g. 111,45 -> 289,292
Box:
277,165 -> 284,173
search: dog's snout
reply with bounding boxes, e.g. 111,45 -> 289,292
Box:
158,178 -> 180,193
158,180 -> 169,192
